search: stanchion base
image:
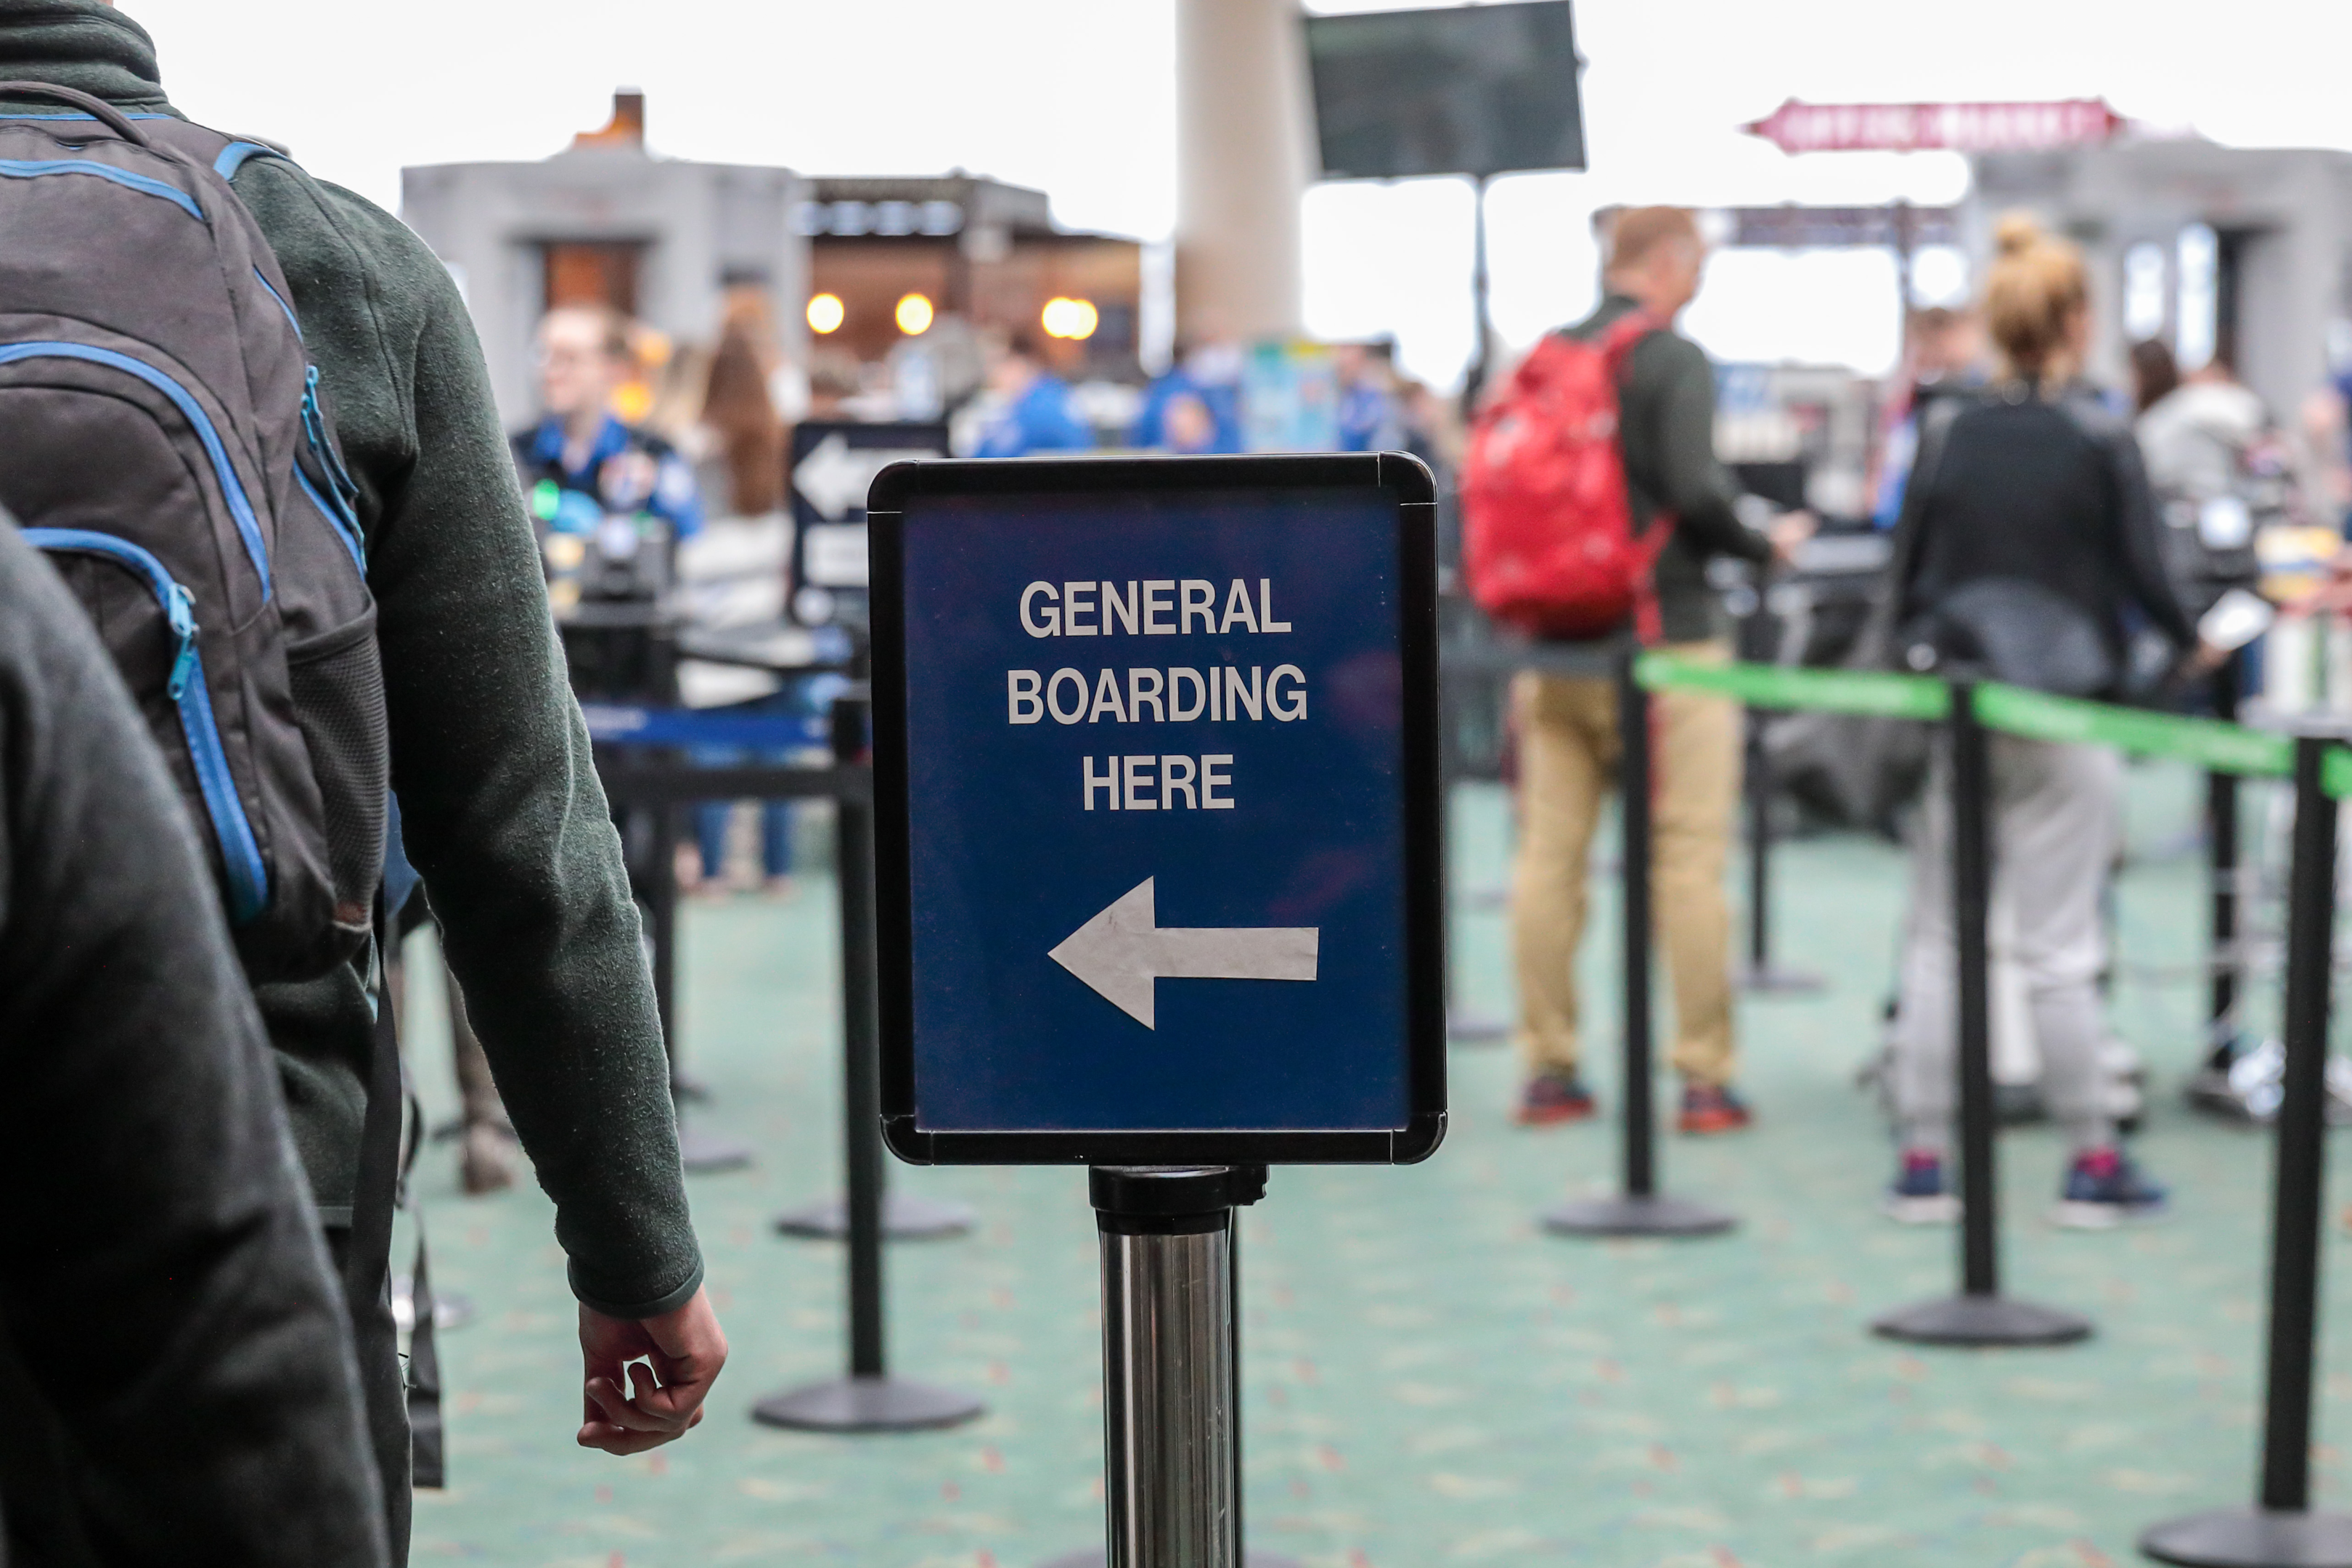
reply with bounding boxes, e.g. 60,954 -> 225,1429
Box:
773,1193 -> 978,1241
1037,1551 -> 1302,1567
1871,1293 -> 2091,1347
751,1375 -> 984,1433
677,1122 -> 755,1174
2141,1506 -> 2352,1567
1542,1193 -> 1737,1238
1738,963 -> 1826,996
1447,1005 -> 1509,1044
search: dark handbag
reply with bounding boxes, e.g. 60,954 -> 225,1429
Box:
1899,576 -> 2118,698
1766,398 -> 1969,833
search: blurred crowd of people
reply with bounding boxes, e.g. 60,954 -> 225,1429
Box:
1484,198 -> 2352,1231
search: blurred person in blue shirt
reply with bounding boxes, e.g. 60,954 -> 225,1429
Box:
1334,338 -> 1407,452
1870,306 -> 1983,529
1130,338 -> 1244,453
513,306 -> 703,546
974,333 -> 1091,457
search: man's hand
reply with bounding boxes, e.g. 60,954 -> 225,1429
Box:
1766,510 -> 1819,567
577,1286 -> 727,1455
2183,637 -> 2233,678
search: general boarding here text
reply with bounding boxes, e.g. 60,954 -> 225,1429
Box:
1004,578 -> 1304,812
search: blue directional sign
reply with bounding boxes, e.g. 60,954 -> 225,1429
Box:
870,454 -> 1445,1165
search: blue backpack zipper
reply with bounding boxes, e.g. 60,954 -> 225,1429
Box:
249,276 -> 365,570
0,157 -> 203,219
294,458 -> 364,569
295,368 -> 365,566
300,367 -> 364,519
0,341 -> 271,599
23,528 -> 269,923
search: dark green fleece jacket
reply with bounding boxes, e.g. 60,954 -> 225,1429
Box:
0,0 -> 701,1319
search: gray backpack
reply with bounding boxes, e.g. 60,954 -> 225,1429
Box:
0,83 -> 383,981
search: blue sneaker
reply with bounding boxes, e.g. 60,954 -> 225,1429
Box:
2052,1147 -> 2168,1229
1883,1148 -> 1959,1225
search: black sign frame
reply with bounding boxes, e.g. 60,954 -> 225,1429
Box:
868,452 -> 1447,1167
788,419 -> 951,629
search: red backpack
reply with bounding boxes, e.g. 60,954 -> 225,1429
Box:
1461,312 -> 1667,641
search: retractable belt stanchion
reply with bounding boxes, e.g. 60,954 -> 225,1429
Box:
1543,644 -> 1737,1238
2194,652 -> 2252,1114
775,695 -> 976,1242
642,796 -> 756,1173
754,701 -> 985,1432
1438,647 -> 1508,1045
1873,679 -> 2091,1347
587,697 -> 981,1425
1739,703 -> 1824,995
1732,582 -> 1821,997
1037,1167 -> 1300,1568
2142,730 -> 2352,1568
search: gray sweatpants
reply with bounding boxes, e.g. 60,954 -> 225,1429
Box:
1892,733 -> 2120,1156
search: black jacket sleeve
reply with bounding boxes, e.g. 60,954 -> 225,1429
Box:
0,525 -> 388,1568
1626,332 -> 1771,566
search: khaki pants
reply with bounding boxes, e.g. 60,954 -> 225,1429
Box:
1508,640 -> 1741,1087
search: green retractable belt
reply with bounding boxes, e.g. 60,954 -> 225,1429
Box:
1637,650 -> 2352,793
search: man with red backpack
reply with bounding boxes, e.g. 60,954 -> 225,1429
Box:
1469,206 -> 1810,1134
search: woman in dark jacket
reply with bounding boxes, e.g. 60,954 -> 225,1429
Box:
1883,213 -> 2205,1229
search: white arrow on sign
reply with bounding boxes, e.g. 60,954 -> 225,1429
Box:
1048,877 -> 1319,1029
791,433 -> 935,520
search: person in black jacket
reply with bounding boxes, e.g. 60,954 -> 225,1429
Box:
1882,213 -> 2208,1229
0,518 -> 388,1567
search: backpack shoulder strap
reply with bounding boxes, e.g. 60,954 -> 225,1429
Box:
213,139 -> 290,179
1596,309 -> 1665,374
136,118 -> 298,180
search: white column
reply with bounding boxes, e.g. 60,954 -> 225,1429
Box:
1176,0 -> 1314,343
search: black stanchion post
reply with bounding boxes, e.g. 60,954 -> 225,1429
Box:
1439,643 -> 1508,1045
2141,732 -> 2352,1568
1874,680 -> 2089,1347
1543,645 -> 1736,1238
775,695 -> 974,1241
2192,653 -> 2251,1116
640,789 -> 754,1173
2213,761 -> 2242,1045
754,700 -> 984,1433
1739,705 -> 1824,995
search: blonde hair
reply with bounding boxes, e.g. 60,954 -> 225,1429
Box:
1983,213 -> 2087,384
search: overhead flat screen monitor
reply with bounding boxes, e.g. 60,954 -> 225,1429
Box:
869,454 -> 1445,1167
1305,0 -> 1585,181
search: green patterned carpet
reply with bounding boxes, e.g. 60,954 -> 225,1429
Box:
404,764 -> 2345,1567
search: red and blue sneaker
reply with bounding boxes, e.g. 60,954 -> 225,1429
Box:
1515,1071 -> 1596,1127
1884,1148 -> 1960,1225
1677,1083 -> 1753,1135
2052,1146 -> 2169,1229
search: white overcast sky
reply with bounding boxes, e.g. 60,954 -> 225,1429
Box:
128,0 -> 2352,389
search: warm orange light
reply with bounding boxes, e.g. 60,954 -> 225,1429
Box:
806,293 -> 845,334
895,293 -> 935,335
1042,296 -> 1099,340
